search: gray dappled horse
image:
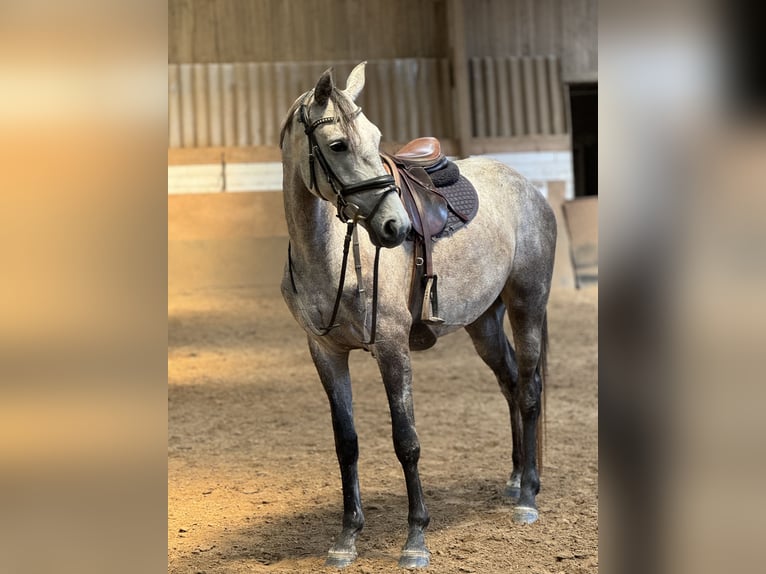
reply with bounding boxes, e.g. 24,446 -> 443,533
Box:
279,63 -> 556,568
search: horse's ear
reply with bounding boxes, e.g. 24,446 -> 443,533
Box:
314,68 -> 334,106
344,61 -> 367,102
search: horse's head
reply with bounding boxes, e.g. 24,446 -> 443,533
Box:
281,62 -> 410,248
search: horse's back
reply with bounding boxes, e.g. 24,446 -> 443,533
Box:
428,157 -> 556,327
455,157 -> 552,222
457,156 -> 556,261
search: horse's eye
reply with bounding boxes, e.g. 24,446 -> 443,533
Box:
329,140 -> 348,152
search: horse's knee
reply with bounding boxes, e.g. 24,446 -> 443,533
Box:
393,433 -> 420,466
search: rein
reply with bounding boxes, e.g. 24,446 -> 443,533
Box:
288,223 -> 382,346
288,91 -> 392,346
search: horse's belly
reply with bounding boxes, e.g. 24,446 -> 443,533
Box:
426,160 -> 520,327
428,226 -> 514,327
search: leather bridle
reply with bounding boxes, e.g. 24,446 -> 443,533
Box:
296,90 -> 398,224
289,90 -> 400,347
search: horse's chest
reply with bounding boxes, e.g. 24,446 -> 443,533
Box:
282,275 -> 367,342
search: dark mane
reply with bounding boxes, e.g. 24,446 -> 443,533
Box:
279,86 -> 359,149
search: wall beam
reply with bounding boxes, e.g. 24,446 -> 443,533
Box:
446,0 -> 473,157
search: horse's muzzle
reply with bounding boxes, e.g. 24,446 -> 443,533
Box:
375,217 -> 410,248
359,185 -> 411,248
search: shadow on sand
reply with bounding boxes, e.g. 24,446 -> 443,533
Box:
173,478 -> 516,571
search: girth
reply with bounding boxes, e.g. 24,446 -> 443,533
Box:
381,138 -> 479,351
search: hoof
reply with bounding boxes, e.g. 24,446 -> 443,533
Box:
398,549 -> 430,569
512,505 -> 539,524
325,548 -> 357,568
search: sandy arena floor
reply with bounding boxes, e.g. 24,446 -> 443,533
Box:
168,285 -> 597,573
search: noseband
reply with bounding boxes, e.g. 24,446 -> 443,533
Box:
297,91 -> 398,223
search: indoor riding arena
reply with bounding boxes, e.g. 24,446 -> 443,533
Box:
168,1 -> 598,572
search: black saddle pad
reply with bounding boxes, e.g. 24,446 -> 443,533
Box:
421,159 -> 479,238
434,173 -> 479,239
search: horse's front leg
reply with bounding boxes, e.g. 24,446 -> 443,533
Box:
308,338 -> 363,568
376,342 -> 430,568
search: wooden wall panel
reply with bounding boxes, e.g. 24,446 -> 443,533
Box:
462,0 -> 596,82
169,0 -> 449,64
561,0 -> 598,83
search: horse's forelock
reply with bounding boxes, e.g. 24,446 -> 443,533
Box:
328,87 -> 360,144
279,87 -> 360,150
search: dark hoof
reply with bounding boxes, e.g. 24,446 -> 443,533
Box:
325,548 -> 357,568
512,505 -> 539,524
398,549 -> 430,569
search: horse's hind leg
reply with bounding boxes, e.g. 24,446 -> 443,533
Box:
465,298 -> 524,499
308,338 -> 364,567
502,281 -> 549,525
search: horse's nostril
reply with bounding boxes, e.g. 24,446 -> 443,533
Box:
376,218 -> 407,247
383,219 -> 398,238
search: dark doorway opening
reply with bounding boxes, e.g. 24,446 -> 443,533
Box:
569,83 -> 597,197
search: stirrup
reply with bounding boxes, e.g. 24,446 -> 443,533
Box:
421,276 -> 444,325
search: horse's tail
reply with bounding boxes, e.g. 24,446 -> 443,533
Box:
536,311 -> 548,474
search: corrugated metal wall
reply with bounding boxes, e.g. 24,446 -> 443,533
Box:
166,0 -> 594,151
468,56 -> 567,138
168,59 -> 454,148
168,56 -> 568,148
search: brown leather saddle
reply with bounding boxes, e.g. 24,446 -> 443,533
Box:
381,137 -> 479,351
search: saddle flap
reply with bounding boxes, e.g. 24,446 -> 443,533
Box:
404,167 -> 449,239
383,153 -> 449,239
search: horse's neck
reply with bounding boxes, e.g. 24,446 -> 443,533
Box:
282,165 -> 342,273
